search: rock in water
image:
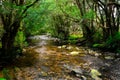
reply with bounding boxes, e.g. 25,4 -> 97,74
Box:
70,51 -> 79,55
90,69 -> 102,80
63,64 -> 83,74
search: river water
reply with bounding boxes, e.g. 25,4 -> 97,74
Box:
1,35 -> 116,80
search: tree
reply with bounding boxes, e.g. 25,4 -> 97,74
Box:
93,0 -> 120,52
50,0 -> 80,41
75,0 -> 120,43
75,0 -> 96,44
23,0 -> 52,36
93,0 -> 120,40
51,14 -> 70,40
0,0 -> 40,60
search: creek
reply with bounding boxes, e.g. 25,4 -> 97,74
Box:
1,35 -> 117,80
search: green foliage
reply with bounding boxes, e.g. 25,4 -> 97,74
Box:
105,32 -> 120,52
56,0 -> 80,20
68,35 -> 81,40
14,31 -> 28,48
23,0 -> 53,36
92,31 -> 103,43
0,78 -> 6,80
0,0 -> 41,61
93,43 -> 105,48
0,1 -> 25,17
2,68 -> 11,80
48,0 -> 81,41
68,35 -> 81,44
83,9 -> 95,20
23,0 -> 81,38
0,26 -> 4,48
93,32 -> 120,53
51,14 -> 70,40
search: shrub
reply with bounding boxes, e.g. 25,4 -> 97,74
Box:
105,32 -> 120,53
2,68 -> 11,80
51,14 -> 70,40
14,31 -> 28,48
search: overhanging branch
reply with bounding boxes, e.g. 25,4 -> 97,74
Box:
22,0 -> 40,14
107,2 -> 120,7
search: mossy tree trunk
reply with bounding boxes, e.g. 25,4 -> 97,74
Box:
1,20 -> 20,59
0,0 -> 39,60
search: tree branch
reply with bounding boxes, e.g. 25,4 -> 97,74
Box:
107,2 -> 120,7
22,0 -> 40,14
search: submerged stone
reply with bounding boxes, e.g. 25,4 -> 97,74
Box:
104,56 -> 114,60
70,51 -> 79,55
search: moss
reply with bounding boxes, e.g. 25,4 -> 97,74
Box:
68,34 -> 82,44
68,35 -> 82,40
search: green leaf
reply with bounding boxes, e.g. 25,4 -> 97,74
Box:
83,9 -> 95,19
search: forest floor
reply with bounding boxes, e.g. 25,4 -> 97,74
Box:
0,35 -> 119,80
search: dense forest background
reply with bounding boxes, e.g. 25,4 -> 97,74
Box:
0,0 -> 120,61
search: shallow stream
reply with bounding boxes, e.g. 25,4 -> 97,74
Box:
1,35 -> 116,80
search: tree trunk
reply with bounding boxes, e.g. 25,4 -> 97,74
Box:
1,22 -> 20,60
1,33 -> 14,55
0,0 -> 40,61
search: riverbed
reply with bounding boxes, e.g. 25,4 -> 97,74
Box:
0,35 -> 118,80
